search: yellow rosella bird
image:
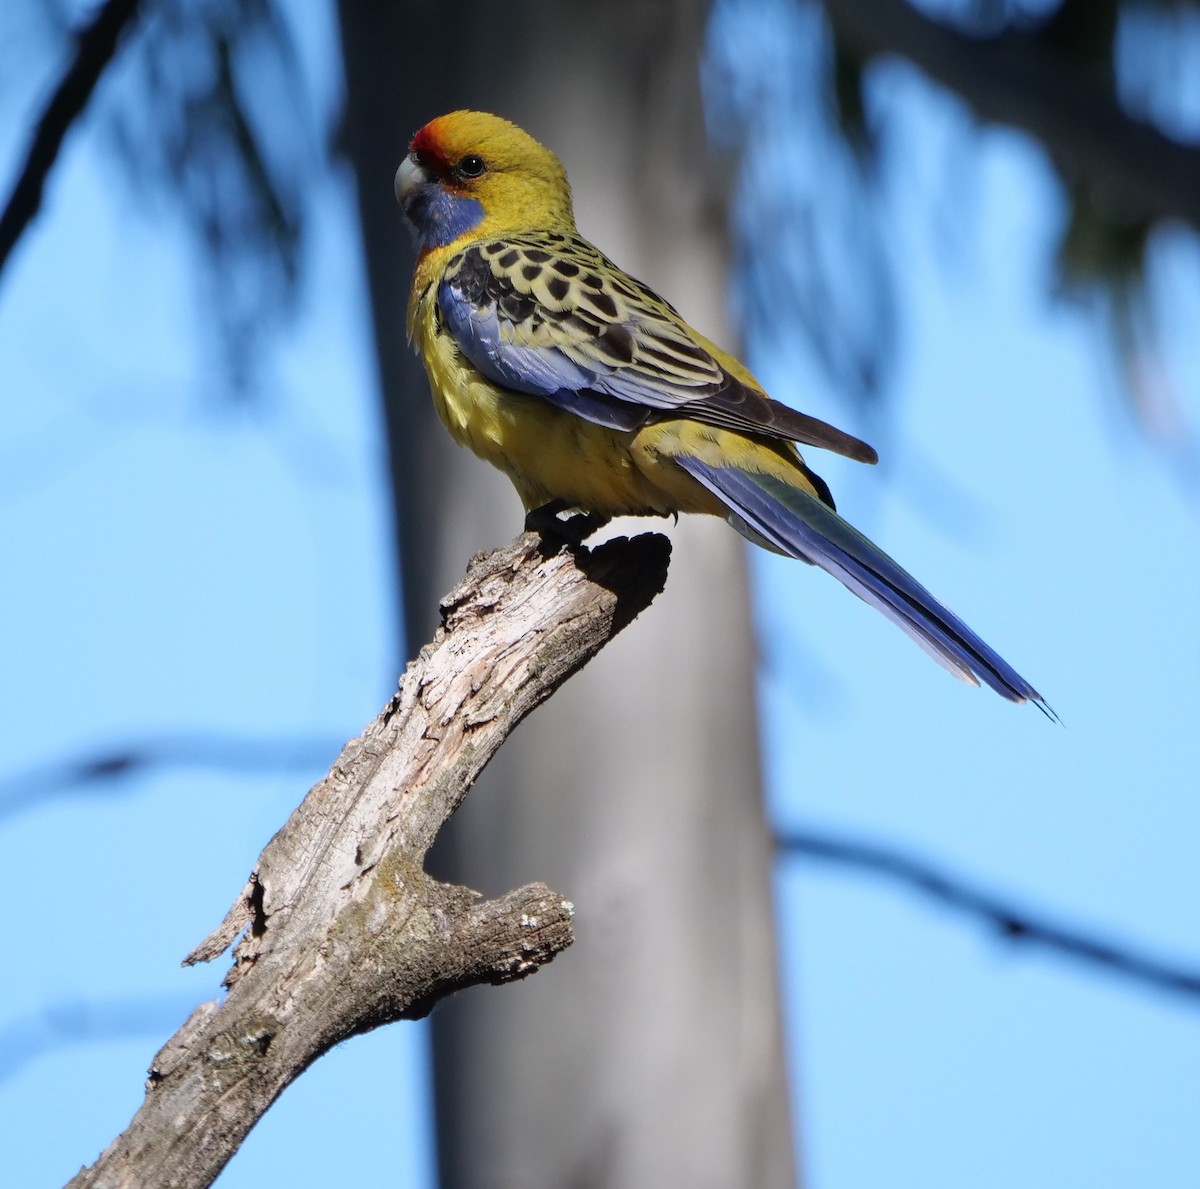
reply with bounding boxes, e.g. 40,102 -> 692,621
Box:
396,110 -> 1046,708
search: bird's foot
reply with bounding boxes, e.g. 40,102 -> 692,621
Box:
525,501 -> 610,547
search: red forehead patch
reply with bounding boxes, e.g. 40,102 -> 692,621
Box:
410,122 -> 453,176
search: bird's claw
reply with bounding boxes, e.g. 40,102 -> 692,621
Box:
525,501 -> 610,547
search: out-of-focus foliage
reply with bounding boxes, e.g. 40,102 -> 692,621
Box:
705,0 -> 897,411
706,0 -> 1200,442
69,0 -> 315,392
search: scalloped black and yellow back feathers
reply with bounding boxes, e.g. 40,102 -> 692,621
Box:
441,232 -> 878,468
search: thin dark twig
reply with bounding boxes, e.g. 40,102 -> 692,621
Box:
0,733 -> 342,822
0,0 -> 144,279
778,827 -> 1200,1002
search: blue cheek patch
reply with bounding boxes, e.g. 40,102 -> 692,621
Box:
404,184 -> 484,249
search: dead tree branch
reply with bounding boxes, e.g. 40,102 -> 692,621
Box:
65,529 -> 671,1189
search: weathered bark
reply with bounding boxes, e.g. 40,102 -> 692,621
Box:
64,529 -> 670,1189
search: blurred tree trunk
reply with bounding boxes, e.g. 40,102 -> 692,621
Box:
337,2 -> 797,1186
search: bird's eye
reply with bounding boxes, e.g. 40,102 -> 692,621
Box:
457,154 -> 486,178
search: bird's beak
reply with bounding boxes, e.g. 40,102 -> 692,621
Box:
394,153 -> 431,207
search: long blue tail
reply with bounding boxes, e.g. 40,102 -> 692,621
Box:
677,457 -> 1050,712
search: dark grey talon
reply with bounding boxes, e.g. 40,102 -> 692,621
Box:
524,501 -> 609,545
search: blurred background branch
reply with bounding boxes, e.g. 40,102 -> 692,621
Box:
0,732 -> 341,822
0,0 -> 142,276
822,0 -> 1200,231
0,994 -> 198,1086
8,731 -> 1198,1006
778,827 -> 1200,1002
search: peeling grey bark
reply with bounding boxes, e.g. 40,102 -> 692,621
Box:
65,530 -> 670,1189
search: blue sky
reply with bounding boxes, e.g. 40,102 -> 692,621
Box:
2,3 -> 1198,1187
753,62 -> 1200,1185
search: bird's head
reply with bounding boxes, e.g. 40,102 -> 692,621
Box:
395,111 -> 575,251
